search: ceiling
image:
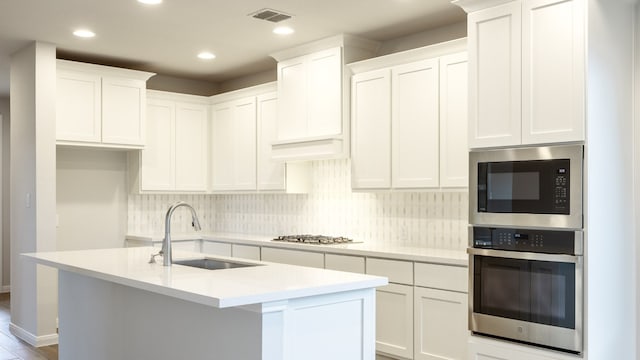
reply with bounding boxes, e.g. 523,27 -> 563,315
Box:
0,0 -> 467,97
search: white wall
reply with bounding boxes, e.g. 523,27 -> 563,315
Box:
129,159 -> 469,250
635,1 -> 640,356
146,74 -> 219,96
0,97 -> 8,290
377,21 -> 467,56
9,42 -> 57,345
56,148 -> 129,250
585,0 -> 636,358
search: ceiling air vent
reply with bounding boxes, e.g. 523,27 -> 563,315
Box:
250,8 -> 292,23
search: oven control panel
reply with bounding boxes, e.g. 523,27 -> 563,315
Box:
473,227 -> 576,254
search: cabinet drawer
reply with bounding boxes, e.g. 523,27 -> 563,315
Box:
171,240 -> 200,253
414,263 -> 467,293
232,244 -> 261,260
366,258 -> 413,285
325,254 -> 365,274
201,241 -> 232,257
261,247 -> 324,268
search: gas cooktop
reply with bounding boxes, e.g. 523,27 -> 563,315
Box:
272,235 -> 356,245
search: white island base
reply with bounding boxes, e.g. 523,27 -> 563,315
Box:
60,270 -> 375,360
27,248 -> 384,360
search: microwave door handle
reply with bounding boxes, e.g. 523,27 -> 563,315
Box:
467,248 -> 581,263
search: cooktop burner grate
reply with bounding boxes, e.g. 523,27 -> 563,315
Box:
272,235 -> 354,245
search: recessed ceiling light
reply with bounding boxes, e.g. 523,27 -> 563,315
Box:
273,26 -> 294,35
197,52 -> 216,60
138,0 -> 162,4
73,29 -> 96,38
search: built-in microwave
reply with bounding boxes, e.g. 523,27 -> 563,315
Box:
469,145 -> 583,229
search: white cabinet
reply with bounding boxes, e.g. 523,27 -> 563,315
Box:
261,247 -> 325,268
56,60 -> 154,148
366,258 -> 414,359
171,240 -> 201,253
351,68 -> 391,188
465,0 -> 584,148
201,241 -> 232,257
414,263 -> 468,360
270,35 -> 379,161
256,92 -> 286,191
130,91 -> 208,192
414,288 -> 467,360
376,283 -> 414,359
325,254 -> 365,274
231,244 -> 261,260
391,58 -> 440,188
211,97 -> 257,191
439,52 -> 470,187
350,40 -> 468,190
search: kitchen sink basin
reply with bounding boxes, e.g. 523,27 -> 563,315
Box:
173,258 -> 260,270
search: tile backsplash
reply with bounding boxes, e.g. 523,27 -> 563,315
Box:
128,159 -> 468,250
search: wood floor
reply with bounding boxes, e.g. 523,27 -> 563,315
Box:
0,294 -> 57,360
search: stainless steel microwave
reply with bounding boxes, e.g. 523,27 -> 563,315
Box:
469,145 -> 583,229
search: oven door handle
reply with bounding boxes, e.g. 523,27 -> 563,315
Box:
467,248 -> 581,263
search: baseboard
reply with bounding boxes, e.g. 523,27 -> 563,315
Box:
0,285 -> 10,293
9,322 -> 58,347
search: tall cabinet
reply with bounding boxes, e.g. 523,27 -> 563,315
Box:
349,39 -> 469,190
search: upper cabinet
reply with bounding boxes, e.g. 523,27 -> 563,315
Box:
56,60 -> 155,149
129,91 -> 209,193
270,35 -> 380,161
350,39 -> 469,190
461,0 -> 585,148
210,83 -> 310,193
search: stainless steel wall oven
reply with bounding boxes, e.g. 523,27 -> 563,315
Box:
468,226 -> 583,353
468,145 -> 584,353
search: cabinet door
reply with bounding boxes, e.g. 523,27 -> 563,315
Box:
211,102 -> 236,190
521,0 -> 585,144
101,77 -> 146,146
56,70 -> 102,143
261,247 -> 324,268
392,58 -> 440,188
141,99 -> 175,190
232,97 -> 257,190
257,92 -> 285,191
468,2 -> 522,148
376,283 -> 414,359
414,287 -> 468,360
277,56 -> 307,140
175,102 -> 208,191
439,52 -> 469,188
307,47 -> 343,137
351,69 -> 392,189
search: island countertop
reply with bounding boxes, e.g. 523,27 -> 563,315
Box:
24,247 -> 388,309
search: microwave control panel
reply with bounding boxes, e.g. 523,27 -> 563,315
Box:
473,227 -> 575,254
553,167 -> 569,211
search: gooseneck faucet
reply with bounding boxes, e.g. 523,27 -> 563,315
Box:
151,201 -> 202,266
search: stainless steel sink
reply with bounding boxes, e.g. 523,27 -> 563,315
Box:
173,258 -> 260,270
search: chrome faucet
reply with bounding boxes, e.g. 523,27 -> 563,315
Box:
150,201 -> 202,266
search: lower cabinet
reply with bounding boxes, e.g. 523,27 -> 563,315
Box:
231,244 -> 261,260
376,283 -> 414,359
414,287 -> 468,360
170,240 -> 201,252
325,253 -> 365,273
201,241 -> 232,257
261,247 -> 325,268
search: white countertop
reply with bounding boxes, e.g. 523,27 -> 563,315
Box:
126,232 -> 469,266
24,247 -> 387,309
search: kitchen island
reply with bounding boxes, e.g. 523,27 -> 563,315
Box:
25,247 -> 387,360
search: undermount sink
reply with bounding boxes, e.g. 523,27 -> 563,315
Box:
173,258 -> 261,270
